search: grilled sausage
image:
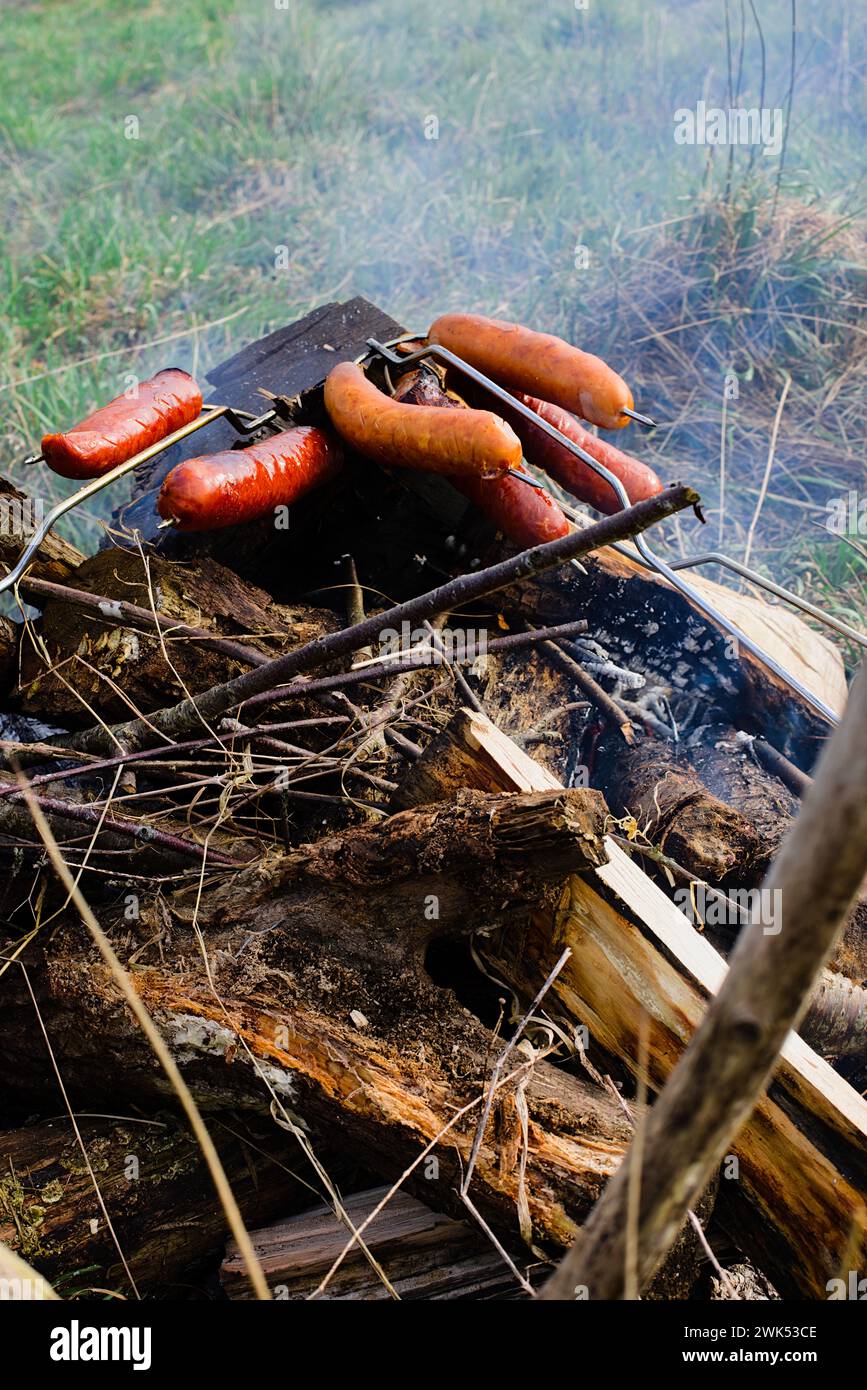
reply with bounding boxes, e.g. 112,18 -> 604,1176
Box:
507,394 -> 664,514
42,369 -> 203,480
323,361 -> 521,477
157,426 -> 343,532
392,370 -> 570,546
427,313 -> 634,430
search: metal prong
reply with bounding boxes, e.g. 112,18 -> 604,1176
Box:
621,407 -> 657,428
22,452 -> 44,467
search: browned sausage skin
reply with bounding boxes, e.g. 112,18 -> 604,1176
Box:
392,370 -> 570,547
42,369 -> 203,480
323,360 -> 521,478
157,426 -> 343,532
427,313 -> 635,430
508,393 -> 664,514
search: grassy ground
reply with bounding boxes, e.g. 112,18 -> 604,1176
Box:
0,0 -> 864,642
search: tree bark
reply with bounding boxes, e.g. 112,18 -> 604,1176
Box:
0,1115 -> 313,1296
0,787 -> 640,1263
16,547 -> 338,727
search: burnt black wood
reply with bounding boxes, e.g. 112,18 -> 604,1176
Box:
112,296 -> 406,549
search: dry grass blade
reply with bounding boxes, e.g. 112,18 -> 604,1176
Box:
0,1240 -> 58,1300
743,372 -> 791,571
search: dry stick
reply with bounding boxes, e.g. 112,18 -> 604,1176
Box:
348,618 -> 591,671
461,947 -> 572,1198
541,662 -> 867,1301
752,735 -> 812,798
12,775 -> 272,1301
340,554 -> 373,664
423,620 -> 484,714
0,717 -> 348,794
486,619 -> 588,653
0,787 -> 244,867
540,637 -> 636,745
43,486 -> 696,762
742,372 -> 791,571
15,575 -> 271,669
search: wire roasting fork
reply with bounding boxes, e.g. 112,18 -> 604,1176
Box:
366,336 -> 864,728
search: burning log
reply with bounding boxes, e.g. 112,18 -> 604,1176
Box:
595,734 -> 761,881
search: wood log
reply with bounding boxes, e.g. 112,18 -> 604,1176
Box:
542,662 -> 867,1300
689,726 -> 867,984
595,732 -> 867,1062
0,477 -> 85,583
593,734 -> 761,882
0,788 -> 642,1267
221,1180 -> 707,1301
0,615 -> 18,702
221,1186 -> 527,1301
0,1115 -> 312,1296
15,547 -> 338,726
395,707 -> 867,1297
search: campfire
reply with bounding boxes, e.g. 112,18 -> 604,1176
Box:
1,296 -> 865,1302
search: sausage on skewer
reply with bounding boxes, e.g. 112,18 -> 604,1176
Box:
427,313 -> 635,431
392,369 -> 570,546
157,425 -> 343,532
508,393 -> 664,514
42,369 -> 203,479
323,360 -> 521,478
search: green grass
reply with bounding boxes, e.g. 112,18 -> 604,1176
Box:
0,0 -> 864,641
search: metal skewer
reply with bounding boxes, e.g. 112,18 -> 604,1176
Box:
366,336 -> 845,728
621,406 -> 657,428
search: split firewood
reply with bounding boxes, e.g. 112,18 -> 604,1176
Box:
221,1186 -> 526,1301
220,1181 -> 710,1302
395,706 -> 867,1297
595,727 -> 867,1053
542,663 -> 867,1300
